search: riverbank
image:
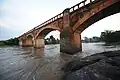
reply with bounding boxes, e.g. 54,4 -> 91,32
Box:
61,50 -> 120,80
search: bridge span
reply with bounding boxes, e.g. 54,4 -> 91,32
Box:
19,0 -> 120,54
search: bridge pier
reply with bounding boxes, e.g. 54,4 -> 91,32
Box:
25,39 -> 33,47
34,38 -> 45,48
60,28 -> 82,54
19,39 -> 30,47
60,8 -> 82,54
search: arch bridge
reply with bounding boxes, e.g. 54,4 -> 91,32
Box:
19,0 -> 120,54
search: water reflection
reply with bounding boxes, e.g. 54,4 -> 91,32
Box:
0,43 -> 120,80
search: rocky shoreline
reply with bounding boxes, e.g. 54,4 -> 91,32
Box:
61,50 -> 120,80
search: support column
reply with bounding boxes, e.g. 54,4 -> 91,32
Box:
60,28 -> 82,54
25,40 -> 33,47
60,8 -> 82,54
35,38 -> 45,48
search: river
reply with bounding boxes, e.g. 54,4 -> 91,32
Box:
0,43 -> 120,80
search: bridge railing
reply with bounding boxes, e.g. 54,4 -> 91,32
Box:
26,12 -> 63,34
69,0 -> 101,13
24,0 -> 99,35
35,13 -> 63,29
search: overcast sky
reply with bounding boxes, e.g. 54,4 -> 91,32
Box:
0,0 -> 120,40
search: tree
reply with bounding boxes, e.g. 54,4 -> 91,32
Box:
2,38 -> 19,46
45,35 -> 59,44
100,30 -> 120,43
100,30 -> 113,42
50,35 -> 56,44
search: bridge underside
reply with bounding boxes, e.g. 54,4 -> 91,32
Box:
34,28 -> 57,48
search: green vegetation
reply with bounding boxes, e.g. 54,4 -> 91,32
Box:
0,41 -> 6,46
82,36 -> 100,43
45,35 -> 59,45
83,30 -> 120,45
0,38 -> 19,46
100,30 -> 120,44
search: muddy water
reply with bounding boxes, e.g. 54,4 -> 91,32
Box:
0,43 -> 120,80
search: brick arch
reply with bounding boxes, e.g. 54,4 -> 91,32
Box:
26,34 -> 34,46
72,0 -> 120,33
35,26 -> 60,39
18,37 -> 26,46
26,34 -> 34,39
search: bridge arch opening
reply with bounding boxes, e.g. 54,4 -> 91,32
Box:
35,28 -> 60,48
45,30 -> 60,45
26,35 -> 34,47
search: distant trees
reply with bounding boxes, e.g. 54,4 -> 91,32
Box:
45,35 -> 59,45
100,30 -> 120,44
83,30 -> 120,44
0,38 -> 19,46
5,38 -> 19,45
83,36 -> 100,43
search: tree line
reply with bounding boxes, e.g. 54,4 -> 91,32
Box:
100,30 -> 120,44
0,38 -> 19,46
45,35 -> 59,45
83,30 -> 120,44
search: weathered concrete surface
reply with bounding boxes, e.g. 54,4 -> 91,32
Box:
61,50 -> 120,80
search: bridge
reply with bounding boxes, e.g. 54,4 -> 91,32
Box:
18,0 -> 120,54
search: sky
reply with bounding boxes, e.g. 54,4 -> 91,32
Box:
0,0 -> 120,40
